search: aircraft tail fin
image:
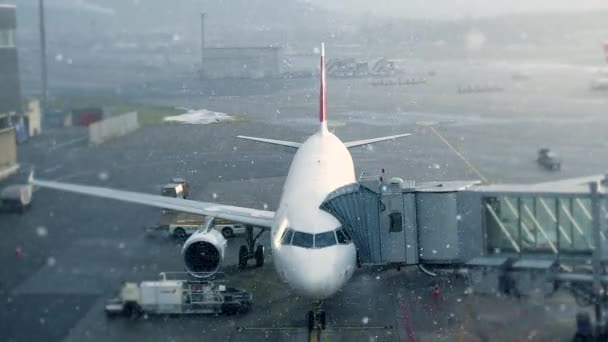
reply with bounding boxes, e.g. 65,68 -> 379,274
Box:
319,42 -> 327,130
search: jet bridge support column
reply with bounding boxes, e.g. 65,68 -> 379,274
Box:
590,182 -> 607,337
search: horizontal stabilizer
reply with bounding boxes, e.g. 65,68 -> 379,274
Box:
344,133 -> 411,148
237,135 -> 301,149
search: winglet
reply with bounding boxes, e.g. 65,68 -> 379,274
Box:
28,168 -> 35,184
319,42 -> 327,131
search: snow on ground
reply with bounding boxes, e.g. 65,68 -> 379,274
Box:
163,109 -> 235,125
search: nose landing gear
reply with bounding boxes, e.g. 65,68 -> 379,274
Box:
238,226 -> 266,269
307,301 -> 326,331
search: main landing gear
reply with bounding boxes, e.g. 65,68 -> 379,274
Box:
238,226 -> 265,269
306,301 -> 326,331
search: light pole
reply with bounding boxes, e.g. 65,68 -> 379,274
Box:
38,0 -> 47,114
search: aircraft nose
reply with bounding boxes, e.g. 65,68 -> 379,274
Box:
294,261 -> 342,298
278,245 -> 356,299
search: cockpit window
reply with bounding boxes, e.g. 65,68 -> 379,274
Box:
291,231 -> 314,248
336,228 -> 351,244
314,231 -> 337,248
281,229 -> 294,245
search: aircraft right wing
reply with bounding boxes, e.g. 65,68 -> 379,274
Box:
344,133 -> 411,148
30,176 -> 275,229
237,135 -> 301,149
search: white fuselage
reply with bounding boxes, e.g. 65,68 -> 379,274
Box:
270,126 -> 357,299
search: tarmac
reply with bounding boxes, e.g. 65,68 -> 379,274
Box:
2,60 -> 608,341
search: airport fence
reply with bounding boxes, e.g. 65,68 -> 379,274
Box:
89,111 -> 139,145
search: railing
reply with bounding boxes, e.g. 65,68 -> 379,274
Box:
484,193 -> 606,257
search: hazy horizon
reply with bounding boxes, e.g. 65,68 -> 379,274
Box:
309,0 -> 608,19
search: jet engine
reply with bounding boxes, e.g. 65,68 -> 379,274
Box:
182,228 -> 227,277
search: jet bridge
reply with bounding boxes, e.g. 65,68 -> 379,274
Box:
320,175 -> 608,265
320,174 -> 608,336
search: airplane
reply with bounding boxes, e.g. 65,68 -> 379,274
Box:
30,43 -> 410,329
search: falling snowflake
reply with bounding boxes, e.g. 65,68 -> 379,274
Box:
98,172 -> 109,181
361,316 -> 369,325
47,257 -> 56,267
36,226 -> 48,237
212,193 -> 218,199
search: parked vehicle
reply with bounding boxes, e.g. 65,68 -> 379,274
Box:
1,184 -> 32,213
537,148 -> 561,171
214,219 -> 245,238
156,210 -> 243,239
104,273 -> 252,318
170,178 -> 190,198
161,183 -> 186,199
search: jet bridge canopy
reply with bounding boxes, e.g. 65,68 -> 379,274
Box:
320,183 -> 383,264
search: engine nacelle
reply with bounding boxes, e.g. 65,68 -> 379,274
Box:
182,229 -> 227,277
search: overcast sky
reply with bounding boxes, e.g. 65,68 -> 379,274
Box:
310,0 -> 608,19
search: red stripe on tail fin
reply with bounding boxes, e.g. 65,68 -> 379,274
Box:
319,43 -> 326,123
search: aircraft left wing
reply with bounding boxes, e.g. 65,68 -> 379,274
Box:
344,133 -> 411,148
30,176 -> 275,229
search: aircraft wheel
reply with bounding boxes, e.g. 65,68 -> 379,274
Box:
255,245 -> 264,267
320,311 -> 327,330
238,246 -> 248,269
307,310 -> 315,331
173,228 -> 187,239
222,228 -> 234,238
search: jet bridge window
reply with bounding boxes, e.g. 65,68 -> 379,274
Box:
291,231 -> 314,248
484,195 -> 596,255
314,231 -> 337,248
389,212 -> 403,233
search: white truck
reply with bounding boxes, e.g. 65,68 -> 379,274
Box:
155,210 -> 244,239
104,274 -> 252,318
169,219 -> 245,239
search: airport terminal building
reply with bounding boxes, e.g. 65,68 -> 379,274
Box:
201,46 -> 282,79
0,3 -> 21,122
